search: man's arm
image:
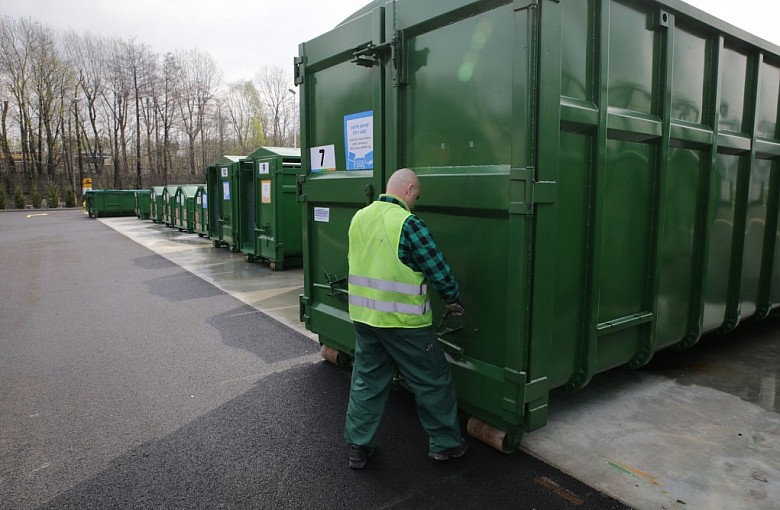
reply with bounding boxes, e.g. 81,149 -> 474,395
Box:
399,215 -> 461,304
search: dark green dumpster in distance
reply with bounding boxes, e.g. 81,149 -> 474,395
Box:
161,185 -> 179,227
194,185 -> 209,237
134,190 -> 151,220
150,186 -> 165,223
239,147 -> 304,269
174,185 -> 202,233
297,0 -> 780,452
84,189 -> 139,218
206,155 -> 244,251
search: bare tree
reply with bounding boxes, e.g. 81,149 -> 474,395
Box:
255,65 -> 297,147
222,80 -> 264,154
176,48 -> 221,175
0,17 -> 35,180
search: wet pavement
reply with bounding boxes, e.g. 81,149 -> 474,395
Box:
101,215 -> 780,510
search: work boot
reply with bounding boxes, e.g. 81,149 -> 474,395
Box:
348,444 -> 375,469
428,437 -> 468,461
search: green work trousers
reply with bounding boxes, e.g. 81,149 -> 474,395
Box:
344,321 -> 462,453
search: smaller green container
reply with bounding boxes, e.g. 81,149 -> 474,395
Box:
206,155 -> 244,251
84,189 -> 139,218
194,186 -> 209,237
239,147 -> 304,270
150,186 -> 165,223
134,190 -> 151,220
161,186 -> 179,227
174,185 -> 203,233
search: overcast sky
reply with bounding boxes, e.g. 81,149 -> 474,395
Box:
2,0 -> 779,84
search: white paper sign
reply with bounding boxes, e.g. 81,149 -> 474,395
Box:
261,180 -> 271,203
221,167 -> 228,177
259,162 -> 270,175
314,207 -> 330,222
310,145 -> 336,172
223,182 -> 231,200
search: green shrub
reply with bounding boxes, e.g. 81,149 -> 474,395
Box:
13,186 -> 24,209
47,183 -> 60,208
65,189 -> 76,208
31,185 -> 42,209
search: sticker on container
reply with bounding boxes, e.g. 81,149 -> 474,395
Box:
221,167 -> 228,178
258,162 -> 270,175
261,180 -> 271,204
223,181 -> 231,200
310,145 -> 336,172
202,193 -> 207,208
314,207 -> 330,222
344,111 -> 373,170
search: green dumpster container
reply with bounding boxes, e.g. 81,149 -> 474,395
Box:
239,147 -> 304,269
173,185 -> 203,233
207,155 -> 244,251
161,185 -> 179,227
296,0 -> 780,452
150,186 -> 165,223
194,185 -> 209,237
134,190 -> 151,220
84,189 -> 139,218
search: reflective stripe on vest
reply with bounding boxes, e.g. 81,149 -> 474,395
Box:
347,294 -> 431,316
348,274 -> 428,297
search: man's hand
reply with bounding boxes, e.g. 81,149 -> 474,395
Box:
445,301 -> 465,317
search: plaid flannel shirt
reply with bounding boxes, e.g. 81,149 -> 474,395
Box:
377,195 -> 461,304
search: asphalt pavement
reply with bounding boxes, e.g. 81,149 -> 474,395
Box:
0,209 -> 629,510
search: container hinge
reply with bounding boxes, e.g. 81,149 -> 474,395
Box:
514,0 -> 558,9
296,174 -> 308,203
352,39 -> 395,67
501,369 -> 549,427
509,167 -> 557,215
299,295 -> 311,325
293,55 -> 306,85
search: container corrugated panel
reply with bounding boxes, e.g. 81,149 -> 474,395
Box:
297,0 -> 780,452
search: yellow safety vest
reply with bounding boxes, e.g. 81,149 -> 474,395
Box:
348,199 -> 432,328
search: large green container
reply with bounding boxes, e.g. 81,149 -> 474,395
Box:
150,186 -> 165,223
84,189 -> 140,218
134,190 -> 151,220
207,156 -> 244,251
297,0 -> 780,452
173,185 -> 202,233
239,147 -> 304,269
194,185 -> 209,237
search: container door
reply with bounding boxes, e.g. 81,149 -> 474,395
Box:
298,5 -> 392,354
207,167 -> 221,240
240,161 -> 256,255
256,157 -> 276,262
220,166 -> 233,243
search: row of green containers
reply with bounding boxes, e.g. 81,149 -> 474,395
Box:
150,184 -> 205,234
205,147 -> 304,270
296,0 -> 780,452
145,147 -> 304,270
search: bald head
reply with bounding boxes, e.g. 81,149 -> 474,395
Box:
386,168 -> 421,210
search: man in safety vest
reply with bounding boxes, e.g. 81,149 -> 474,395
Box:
345,167 -> 466,469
